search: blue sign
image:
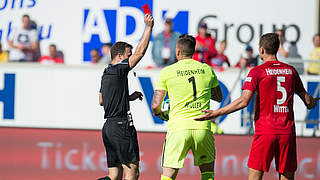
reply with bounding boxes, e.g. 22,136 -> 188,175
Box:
306,81 -> 319,128
0,73 -> 15,120
138,76 -> 164,124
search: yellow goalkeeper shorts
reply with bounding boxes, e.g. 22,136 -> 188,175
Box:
161,129 -> 215,168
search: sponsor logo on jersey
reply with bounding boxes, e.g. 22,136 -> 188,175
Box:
245,77 -> 252,82
266,68 -> 293,76
176,69 -> 205,77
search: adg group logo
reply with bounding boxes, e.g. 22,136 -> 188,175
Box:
82,0 -> 189,62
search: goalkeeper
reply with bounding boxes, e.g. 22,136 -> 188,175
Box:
151,34 -> 223,180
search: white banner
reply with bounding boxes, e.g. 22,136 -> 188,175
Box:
0,0 -> 317,65
0,63 -> 319,136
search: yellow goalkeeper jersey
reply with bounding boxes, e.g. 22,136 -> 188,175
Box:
155,59 -> 219,132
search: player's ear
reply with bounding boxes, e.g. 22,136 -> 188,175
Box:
176,48 -> 180,57
259,47 -> 264,56
117,53 -> 122,60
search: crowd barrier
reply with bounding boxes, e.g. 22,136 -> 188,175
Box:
0,63 -> 319,136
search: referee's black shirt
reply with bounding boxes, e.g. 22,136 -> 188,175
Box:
99,59 -> 131,119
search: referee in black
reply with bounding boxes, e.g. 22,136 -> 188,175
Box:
98,14 -> 154,180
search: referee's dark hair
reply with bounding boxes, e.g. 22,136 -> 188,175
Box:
177,34 -> 196,57
110,41 -> 133,60
259,33 -> 280,55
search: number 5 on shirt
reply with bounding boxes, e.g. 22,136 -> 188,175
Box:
277,76 -> 287,105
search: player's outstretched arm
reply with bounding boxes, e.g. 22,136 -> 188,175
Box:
211,85 -> 223,102
298,91 -> 318,110
151,90 -> 166,116
195,90 -> 254,121
128,14 -> 154,69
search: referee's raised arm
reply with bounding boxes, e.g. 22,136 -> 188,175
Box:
128,14 -> 154,69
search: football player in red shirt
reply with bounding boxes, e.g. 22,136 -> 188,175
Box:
195,33 -> 318,180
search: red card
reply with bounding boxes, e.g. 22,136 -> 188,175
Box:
142,3 -> 151,15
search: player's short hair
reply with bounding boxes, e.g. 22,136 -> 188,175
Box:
110,42 -> 133,60
176,34 -> 196,57
259,33 -> 280,55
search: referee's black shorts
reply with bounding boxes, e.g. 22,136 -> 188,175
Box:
102,117 -> 140,167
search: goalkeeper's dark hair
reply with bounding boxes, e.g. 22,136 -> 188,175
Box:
176,34 -> 196,57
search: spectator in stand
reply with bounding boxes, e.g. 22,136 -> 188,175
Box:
235,45 -> 258,69
0,43 -> 9,63
90,49 -> 102,64
26,16 -> 41,60
275,29 -> 290,60
275,30 -> 303,73
285,42 -> 304,74
211,40 -> 230,68
38,44 -> 64,64
193,22 -> 217,66
99,43 -> 112,65
152,18 -> 180,67
288,42 -> 301,58
8,14 -> 38,62
308,33 -> 320,75
28,19 -> 37,30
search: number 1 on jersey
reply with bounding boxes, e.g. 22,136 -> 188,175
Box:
188,76 -> 197,100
